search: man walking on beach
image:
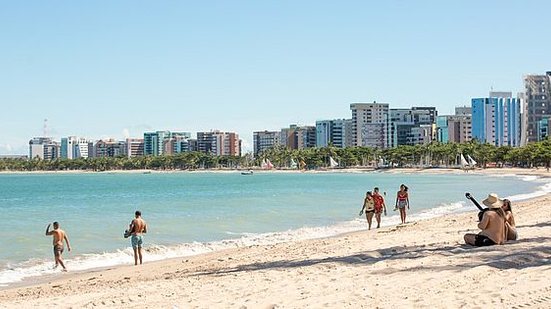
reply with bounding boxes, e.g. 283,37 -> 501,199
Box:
129,210 -> 147,265
45,222 -> 71,271
373,187 -> 387,228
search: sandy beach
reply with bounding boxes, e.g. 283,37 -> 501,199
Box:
1,168 -> 551,308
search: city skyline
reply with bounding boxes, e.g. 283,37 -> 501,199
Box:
1,1 -> 550,154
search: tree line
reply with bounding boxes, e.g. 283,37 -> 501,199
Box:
1,139 -> 551,172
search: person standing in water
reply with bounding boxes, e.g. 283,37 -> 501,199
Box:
45,222 -> 71,271
395,184 -> 410,224
359,191 -> 376,230
129,210 -> 147,265
372,187 -> 387,228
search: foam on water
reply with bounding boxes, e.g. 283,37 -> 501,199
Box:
0,200 -> 473,287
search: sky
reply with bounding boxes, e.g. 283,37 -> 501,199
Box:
1,1 -> 550,154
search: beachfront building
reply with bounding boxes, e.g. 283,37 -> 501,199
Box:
388,107 -> 436,147
94,139 -> 127,157
126,138 -> 145,158
163,132 -> 192,155
144,131 -> 169,156
436,107 -> 472,143
197,131 -> 241,156
61,136 -> 77,159
315,119 -> 352,148
29,137 -> 60,160
253,130 -> 280,156
524,72 -> 551,143
279,125 -> 316,150
61,136 -> 93,159
350,102 -> 390,148
144,131 -> 191,156
471,92 -> 522,147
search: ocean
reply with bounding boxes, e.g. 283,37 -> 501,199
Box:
1,171 -> 549,286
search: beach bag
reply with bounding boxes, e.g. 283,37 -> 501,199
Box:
124,229 -> 131,238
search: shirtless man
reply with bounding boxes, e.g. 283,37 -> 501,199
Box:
129,211 -> 147,265
464,193 -> 507,246
45,222 -> 71,271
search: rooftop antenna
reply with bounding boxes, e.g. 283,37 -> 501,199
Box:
43,118 -> 48,137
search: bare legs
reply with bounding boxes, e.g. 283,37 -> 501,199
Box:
133,247 -> 143,265
54,253 -> 67,271
365,212 -> 374,230
375,212 -> 382,228
464,233 -> 477,245
399,208 -> 407,224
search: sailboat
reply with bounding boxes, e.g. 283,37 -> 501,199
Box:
329,156 -> 339,168
460,154 -> 470,170
290,158 -> 298,169
467,155 -> 477,168
261,159 -> 274,170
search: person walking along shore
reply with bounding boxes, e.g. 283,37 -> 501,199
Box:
45,222 -> 71,271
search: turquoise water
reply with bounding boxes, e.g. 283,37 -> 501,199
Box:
0,171 -> 548,286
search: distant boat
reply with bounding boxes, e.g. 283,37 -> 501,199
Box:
290,158 -> 298,169
241,170 -> 253,175
329,156 -> 339,168
261,159 -> 274,170
467,155 -> 477,167
460,154 -> 471,170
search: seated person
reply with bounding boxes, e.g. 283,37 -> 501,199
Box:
502,199 -> 518,241
464,193 -> 507,246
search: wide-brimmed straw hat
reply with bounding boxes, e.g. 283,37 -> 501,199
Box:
482,193 -> 504,209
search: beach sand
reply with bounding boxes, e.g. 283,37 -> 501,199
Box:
1,168 -> 551,308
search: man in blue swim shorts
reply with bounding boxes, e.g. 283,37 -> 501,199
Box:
129,210 -> 147,265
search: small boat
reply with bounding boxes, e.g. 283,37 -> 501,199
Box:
467,155 -> 477,168
329,156 -> 339,168
241,170 -> 254,175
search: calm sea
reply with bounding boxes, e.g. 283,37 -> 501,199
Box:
0,171 -> 549,286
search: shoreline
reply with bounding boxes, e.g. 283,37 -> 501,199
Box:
1,166 -> 550,177
1,168 -> 550,307
1,193 -> 550,307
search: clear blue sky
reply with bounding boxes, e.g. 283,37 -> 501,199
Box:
1,1 -> 550,154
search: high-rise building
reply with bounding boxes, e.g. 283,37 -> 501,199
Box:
471,92 -> 521,147
315,119 -> 352,148
61,136 -> 77,159
350,102 -> 390,148
524,72 -> 551,143
197,131 -> 241,156
279,125 -> 316,150
253,131 -> 280,156
436,107 -> 472,143
144,131 -> 169,156
94,139 -> 127,157
29,137 -> 59,160
389,107 -> 436,147
144,131 -> 191,156
61,136 -> 92,159
126,138 -> 145,157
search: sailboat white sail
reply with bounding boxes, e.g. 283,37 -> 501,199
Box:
460,154 -> 469,169
261,159 -> 268,169
265,159 -> 274,169
467,155 -> 477,167
290,158 -> 298,169
329,156 -> 339,168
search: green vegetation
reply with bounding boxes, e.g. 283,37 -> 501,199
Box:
2,140 -> 551,171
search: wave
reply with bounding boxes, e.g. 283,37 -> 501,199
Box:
0,201 -> 471,287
